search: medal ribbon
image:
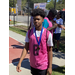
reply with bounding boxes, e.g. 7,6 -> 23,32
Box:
34,26 -> 43,46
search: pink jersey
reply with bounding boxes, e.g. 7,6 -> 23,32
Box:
44,17 -> 53,37
28,28 -> 50,70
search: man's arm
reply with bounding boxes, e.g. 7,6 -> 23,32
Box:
58,25 -> 65,30
47,23 -> 58,31
48,46 -> 53,68
16,42 -> 29,72
18,42 -> 29,64
47,46 -> 53,75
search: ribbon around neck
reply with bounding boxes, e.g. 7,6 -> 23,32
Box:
34,26 -> 43,46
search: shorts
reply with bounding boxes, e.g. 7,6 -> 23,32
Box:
53,33 -> 61,40
31,66 -> 47,75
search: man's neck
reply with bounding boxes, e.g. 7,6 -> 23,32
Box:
57,17 -> 60,19
35,25 -> 42,31
47,16 -> 52,21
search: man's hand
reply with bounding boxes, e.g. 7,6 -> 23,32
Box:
58,25 -> 65,30
61,25 -> 65,30
47,68 -> 52,75
16,63 -> 21,72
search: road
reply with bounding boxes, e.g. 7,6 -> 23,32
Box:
10,15 -> 31,23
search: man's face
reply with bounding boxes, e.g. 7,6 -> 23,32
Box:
48,12 -> 55,20
57,12 -> 60,18
33,15 -> 44,28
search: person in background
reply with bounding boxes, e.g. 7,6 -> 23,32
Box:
43,8 -> 58,37
53,11 -> 65,52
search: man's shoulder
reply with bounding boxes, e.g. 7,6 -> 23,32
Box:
44,18 -> 48,22
28,28 -> 34,34
59,18 -> 63,21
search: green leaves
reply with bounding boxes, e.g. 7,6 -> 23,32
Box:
46,0 -> 65,10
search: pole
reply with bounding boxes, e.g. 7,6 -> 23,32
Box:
16,4 -> 18,24
13,0 -> 15,26
54,0 -> 56,9
28,0 -> 29,27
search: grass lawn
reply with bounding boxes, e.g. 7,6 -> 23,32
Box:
52,66 -> 65,75
47,66 -> 65,75
9,26 -> 27,36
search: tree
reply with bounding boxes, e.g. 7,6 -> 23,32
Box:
9,0 -> 17,7
46,0 -> 55,10
9,0 -> 27,12
57,0 -> 65,4
46,2 -> 54,10
9,0 -> 47,9
56,0 -> 65,10
21,0 -> 27,10
46,0 -> 65,10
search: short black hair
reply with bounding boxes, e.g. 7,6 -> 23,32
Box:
31,8 -> 46,18
49,8 -> 57,17
59,11 -> 65,18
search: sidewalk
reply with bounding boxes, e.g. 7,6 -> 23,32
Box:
9,30 -> 25,45
9,30 -> 65,75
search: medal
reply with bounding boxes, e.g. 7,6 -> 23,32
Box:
37,46 -> 40,50
34,26 -> 43,50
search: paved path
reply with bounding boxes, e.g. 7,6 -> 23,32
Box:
9,30 -> 65,75
9,37 -> 30,63
9,30 -> 25,45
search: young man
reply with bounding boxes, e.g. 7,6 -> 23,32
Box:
16,8 -> 53,75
